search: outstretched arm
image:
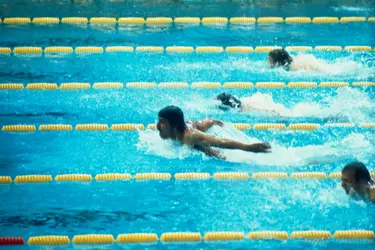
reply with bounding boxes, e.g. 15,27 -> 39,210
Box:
193,145 -> 226,160
191,118 -> 224,132
191,131 -> 271,153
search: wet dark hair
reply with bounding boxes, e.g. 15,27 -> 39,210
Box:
158,106 -> 187,133
342,162 -> 373,184
215,93 -> 241,110
268,49 -> 293,68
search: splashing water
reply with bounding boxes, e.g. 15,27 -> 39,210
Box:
137,129 -> 200,159
331,6 -> 370,12
242,88 -> 374,122
209,125 -> 372,166
289,54 -> 374,78
137,124 -> 373,166
184,88 -> 375,122
157,53 -> 374,78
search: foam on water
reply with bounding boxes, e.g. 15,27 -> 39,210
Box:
137,129 -> 200,159
157,53 -> 374,79
289,54 -> 374,78
209,125 -> 372,166
242,88 -> 374,122
331,6 -> 370,12
264,181 -> 350,209
184,88 -> 375,122
137,124 -> 373,166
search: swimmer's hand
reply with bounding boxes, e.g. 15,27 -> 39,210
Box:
213,119 -> 224,127
245,142 -> 271,153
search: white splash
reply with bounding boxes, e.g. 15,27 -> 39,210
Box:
239,88 -> 375,122
156,54 -> 374,78
289,53 -> 374,78
183,88 -> 374,122
137,124 -> 373,166
137,129 -> 199,159
209,125 -> 372,166
331,6 -> 369,12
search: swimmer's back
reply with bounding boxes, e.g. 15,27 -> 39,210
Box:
240,96 -> 283,116
290,54 -> 322,71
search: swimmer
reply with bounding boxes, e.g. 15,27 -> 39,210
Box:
341,162 -> 375,203
215,92 -> 282,115
268,48 -> 322,71
156,106 -> 271,159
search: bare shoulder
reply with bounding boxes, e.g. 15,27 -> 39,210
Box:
189,129 -> 206,139
182,129 -> 204,145
193,118 -> 212,124
186,120 -> 198,128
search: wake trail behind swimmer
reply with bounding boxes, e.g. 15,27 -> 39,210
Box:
214,87 -> 375,122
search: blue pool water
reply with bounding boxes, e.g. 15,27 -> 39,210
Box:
1,0 -> 375,249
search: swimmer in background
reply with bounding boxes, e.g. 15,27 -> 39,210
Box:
156,106 -> 271,159
215,92 -> 282,115
268,48 -> 322,71
341,162 -> 375,203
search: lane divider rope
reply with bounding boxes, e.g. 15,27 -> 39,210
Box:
1,230 -> 374,245
1,16 -> 373,25
1,46 -> 374,55
2,172 -> 375,184
1,82 -> 374,90
1,123 -> 374,132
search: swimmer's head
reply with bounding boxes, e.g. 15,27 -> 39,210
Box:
268,49 -> 293,69
215,93 -> 241,111
341,162 -> 373,197
157,106 -> 187,139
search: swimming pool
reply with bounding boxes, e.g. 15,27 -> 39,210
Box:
1,0 -> 375,249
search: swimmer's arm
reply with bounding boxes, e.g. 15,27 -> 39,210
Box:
369,187 -> 375,203
191,118 -> 224,132
193,145 -> 226,160
191,131 -> 271,153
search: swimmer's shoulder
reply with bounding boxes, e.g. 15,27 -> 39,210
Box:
181,128 -> 197,145
186,120 -> 197,129
290,54 -> 321,71
186,119 -> 210,131
182,128 -> 204,145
